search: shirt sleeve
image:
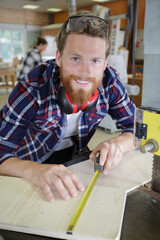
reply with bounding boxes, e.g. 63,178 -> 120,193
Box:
0,81 -> 38,163
31,50 -> 42,67
107,71 -> 135,133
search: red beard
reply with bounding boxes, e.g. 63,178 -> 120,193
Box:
60,68 -> 102,105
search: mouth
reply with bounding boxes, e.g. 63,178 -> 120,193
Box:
74,79 -> 91,86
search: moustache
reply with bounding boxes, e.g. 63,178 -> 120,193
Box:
66,74 -> 96,83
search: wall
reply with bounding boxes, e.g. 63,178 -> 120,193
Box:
27,31 -> 41,48
52,1 -> 128,24
42,0 -> 129,51
52,0 -> 145,29
0,8 -> 50,56
0,1 -> 146,31
42,0 -> 146,49
0,8 -> 49,26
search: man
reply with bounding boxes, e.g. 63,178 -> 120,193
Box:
17,36 -> 48,80
0,11 -> 135,202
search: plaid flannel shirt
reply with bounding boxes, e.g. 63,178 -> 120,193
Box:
17,47 -> 42,79
0,59 -> 135,164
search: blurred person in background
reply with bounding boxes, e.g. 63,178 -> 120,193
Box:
17,36 -> 48,80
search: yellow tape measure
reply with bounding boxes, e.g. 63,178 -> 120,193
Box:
66,170 -> 101,234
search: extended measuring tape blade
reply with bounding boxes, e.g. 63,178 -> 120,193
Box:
66,170 -> 101,235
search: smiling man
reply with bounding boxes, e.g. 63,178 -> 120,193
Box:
0,11 -> 135,202
57,34 -> 106,105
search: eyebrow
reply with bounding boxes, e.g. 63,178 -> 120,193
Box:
69,53 -> 81,57
69,53 -> 103,60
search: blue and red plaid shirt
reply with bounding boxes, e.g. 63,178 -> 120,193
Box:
0,59 -> 135,164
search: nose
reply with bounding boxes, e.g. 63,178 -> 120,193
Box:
78,61 -> 91,77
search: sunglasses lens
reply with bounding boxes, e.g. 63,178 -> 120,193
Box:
66,18 -> 85,32
66,16 -> 109,36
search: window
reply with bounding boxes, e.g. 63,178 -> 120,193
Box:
42,35 -> 57,60
0,30 -> 24,62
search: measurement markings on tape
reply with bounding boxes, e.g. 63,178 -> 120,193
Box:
66,170 -> 101,235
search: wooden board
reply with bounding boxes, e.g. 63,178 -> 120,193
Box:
0,177 -> 126,240
69,150 -> 153,193
0,150 -> 153,240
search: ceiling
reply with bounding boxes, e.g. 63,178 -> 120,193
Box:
0,0 -> 119,13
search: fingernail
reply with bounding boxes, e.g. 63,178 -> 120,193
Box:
47,192 -> 54,201
48,195 -> 54,202
64,193 -> 70,200
103,170 -> 108,175
72,191 -> 78,197
100,160 -> 104,166
50,198 -> 54,203
80,185 -> 85,191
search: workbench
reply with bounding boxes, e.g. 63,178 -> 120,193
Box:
0,67 -> 17,89
0,150 -> 160,240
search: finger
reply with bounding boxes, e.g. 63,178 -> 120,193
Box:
106,143 -> 116,163
57,166 -> 85,195
103,158 -> 112,175
52,175 -> 72,200
103,144 -> 116,174
90,142 -> 111,166
89,148 -> 98,161
98,147 -> 109,166
42,184 -> 55,202
103,150 -> 115,175
60,173 -> 78,197
103,145 -> 122,174
66,168 -> 85,192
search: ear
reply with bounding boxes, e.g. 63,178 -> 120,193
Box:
56,49 -> 61,67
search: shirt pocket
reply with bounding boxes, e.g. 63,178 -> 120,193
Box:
31,117 -> 60,133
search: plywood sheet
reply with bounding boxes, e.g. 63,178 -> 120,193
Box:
69,150 -> 153,193
0,176 -> 126,240
0,150 -> 153,240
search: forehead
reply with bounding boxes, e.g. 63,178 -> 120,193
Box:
63,33 -> 106,57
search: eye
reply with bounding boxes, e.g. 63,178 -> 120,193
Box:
72,57 -> 79,62
92,59 -> 100,64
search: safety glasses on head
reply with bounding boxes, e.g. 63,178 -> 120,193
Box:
64,15 -> 110,37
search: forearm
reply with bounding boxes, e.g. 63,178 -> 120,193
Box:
0,157 -> 85,202
0,157 -> 40,181
108,132 -> 135,154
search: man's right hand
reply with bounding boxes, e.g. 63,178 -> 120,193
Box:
0,158 -> 85,202
29,163 -> 85,202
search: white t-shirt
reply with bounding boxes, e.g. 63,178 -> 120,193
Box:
55,111 -> 82,151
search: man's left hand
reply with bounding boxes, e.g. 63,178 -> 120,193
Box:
89,141 -> 122,175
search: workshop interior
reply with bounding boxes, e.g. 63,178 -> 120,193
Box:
0,0 -> 160,240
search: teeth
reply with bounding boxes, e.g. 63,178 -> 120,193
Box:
76,79 -> 89,84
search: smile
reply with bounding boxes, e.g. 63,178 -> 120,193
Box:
74,79 -> 91,85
